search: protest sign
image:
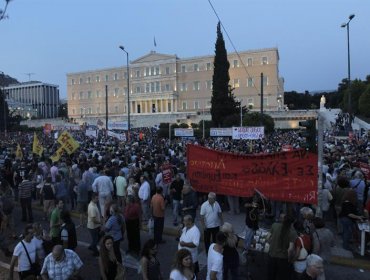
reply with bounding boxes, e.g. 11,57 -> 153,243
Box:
187,144 -> 318,204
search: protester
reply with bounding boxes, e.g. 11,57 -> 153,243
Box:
76,176 -> 89,227
292,220 -> 312,279
151,187 -> 166,244
50,199 -> 64,246
170,248 -> 196,280
9,224 -> 41,280
200,192 -> 223,253
243,195 -> 259,256
301,254 -> 325,280
140,239 -> 163,280
220,222 -> 239,280
312,217 -> 334,262
18,172 -> 34,223
60,210 -> 78,251
139,175 -> 151,224
92,169 -> 113,219
99,235 -> 125,280
338,189 -> 364,251
87,192 -> 102,256
114,170 -> 127,208
267,214 -> 296,280
181,184 -> 198,221
170,174 -> 184,226
41,244 -> 83,280
41,176 -> 55,220
178,214 -> 201,275
206,231 -> 227,280
103,203 -> 124,263
124,195 -> 141,256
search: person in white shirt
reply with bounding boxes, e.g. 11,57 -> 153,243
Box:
178,215 -> 201,275
87,193 -> 102,256
114,170 -> 127,208
206,231 -> 227,280
9,224 -> 40,280
138,175 -> 150,223
92,170 -> 113,218
200,192 -> 223,253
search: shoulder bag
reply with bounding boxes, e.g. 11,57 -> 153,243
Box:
20,241 -> 41,277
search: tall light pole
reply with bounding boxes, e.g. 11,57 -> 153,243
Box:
237,99 -> 243,127
0,71 -> 7,136
341,14 -> 355,115
119,46 -> 130,140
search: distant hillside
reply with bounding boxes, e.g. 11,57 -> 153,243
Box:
0,73 -> 19,87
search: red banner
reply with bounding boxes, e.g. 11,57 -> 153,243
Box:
187,144 -> 318,204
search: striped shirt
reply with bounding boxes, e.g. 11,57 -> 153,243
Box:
19,180 -> 34,199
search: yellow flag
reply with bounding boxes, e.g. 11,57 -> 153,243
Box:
32,132 -> 44,157
15,144 -> 23,159
50,146 -> 65,162
57,131 -> 80,155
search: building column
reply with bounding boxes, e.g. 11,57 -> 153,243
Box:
160,99 -> 163,113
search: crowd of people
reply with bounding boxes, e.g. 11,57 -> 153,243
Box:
0,115 -> 368,280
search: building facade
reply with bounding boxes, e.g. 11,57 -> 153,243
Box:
4,81 -> 60,118
67,48 -> 284,126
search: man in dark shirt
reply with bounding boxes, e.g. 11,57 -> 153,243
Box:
18,173 -> 34,222
170,174 -> 184,226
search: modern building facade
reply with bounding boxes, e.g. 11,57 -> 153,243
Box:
4,81 -> 60,118
67,48 -> 284,126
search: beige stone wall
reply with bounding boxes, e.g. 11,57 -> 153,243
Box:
67,48 -> 284,123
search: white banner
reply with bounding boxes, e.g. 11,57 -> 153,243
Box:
210,128 -> 232,137
174,128 -> 194,137
108,121 -> 128,131
107,130 -> 126,141
86,130 -> 98,138
232,126 -> 264,140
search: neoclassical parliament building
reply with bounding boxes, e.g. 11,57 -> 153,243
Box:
67,48 -> 284,127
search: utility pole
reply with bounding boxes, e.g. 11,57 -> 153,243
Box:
260,73 -> 264,126
105,85 -> 108,135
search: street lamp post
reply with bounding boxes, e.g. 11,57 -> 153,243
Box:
341,14 -> 355,115
238,99 -> 243,127
119,46 -> 130,140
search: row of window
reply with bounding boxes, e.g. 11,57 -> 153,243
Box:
71,75 -> 269,99
71,95 -> 270,115
70,56 -> 269,85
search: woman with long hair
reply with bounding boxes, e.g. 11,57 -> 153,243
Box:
220,222 -> 239,280
140,239 -> 162,280
267,214 -> 296,280
99,235 -> 125,280
170,249 -> 196,280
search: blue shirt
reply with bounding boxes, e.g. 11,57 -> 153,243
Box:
104,215 -> 124,241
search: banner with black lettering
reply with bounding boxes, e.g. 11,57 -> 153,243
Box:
187,144 -> 318,204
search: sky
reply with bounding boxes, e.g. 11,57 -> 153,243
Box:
0,0 -> 369,99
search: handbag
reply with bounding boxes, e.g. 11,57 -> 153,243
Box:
20,241 -> 41,276
115,263 -> 125,280
297,237 -> 308,260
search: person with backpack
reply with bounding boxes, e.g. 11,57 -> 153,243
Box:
60,210 -> 77,251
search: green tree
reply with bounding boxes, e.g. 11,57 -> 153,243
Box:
342,79 -> 366,114
358,85 -> 370,117
243,112 -> 275,134
58,103 -> 68,119
210,22 -> 238,127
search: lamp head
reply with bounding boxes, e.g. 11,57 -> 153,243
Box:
119,46 -> 124,51
349,14 -> 355,20
341,23 -> 346,28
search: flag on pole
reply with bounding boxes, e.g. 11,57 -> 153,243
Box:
154,36 -> 157,47
15,144 -> 23,160
32,132 -> 44,157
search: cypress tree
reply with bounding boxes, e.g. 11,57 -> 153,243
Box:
211,22 -> 238,127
